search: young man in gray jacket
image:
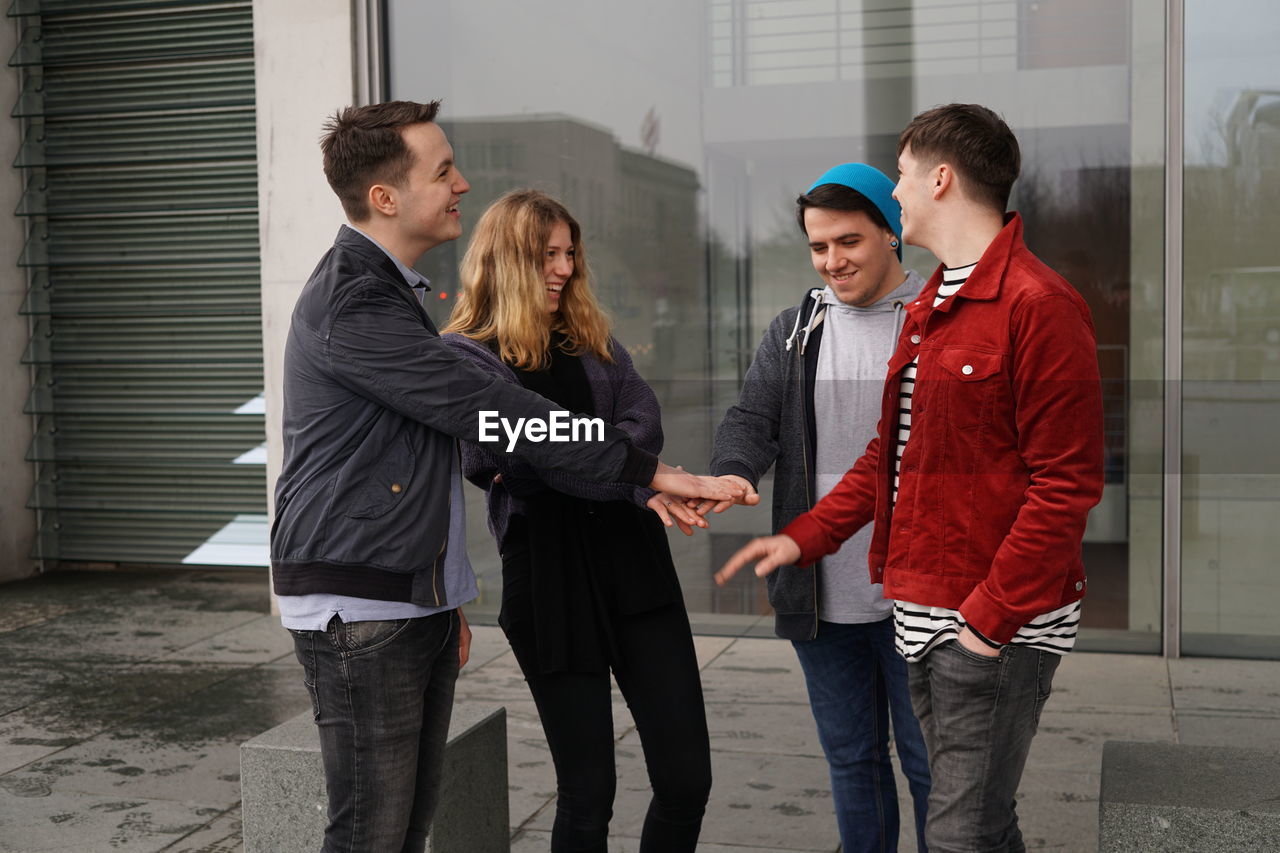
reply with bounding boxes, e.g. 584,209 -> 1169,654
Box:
709,164 -> 931,852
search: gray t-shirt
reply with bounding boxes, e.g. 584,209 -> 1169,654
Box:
812,272 -> 924,623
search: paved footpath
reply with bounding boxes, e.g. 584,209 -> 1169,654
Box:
2,570 -> 1280,852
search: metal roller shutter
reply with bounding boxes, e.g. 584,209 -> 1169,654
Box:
12,0 -> 266,566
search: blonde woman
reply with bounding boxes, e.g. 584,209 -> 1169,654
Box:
442,189 -> 712,852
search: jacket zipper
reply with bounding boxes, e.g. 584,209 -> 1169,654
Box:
797,304 -> 819,641
428,446 -> 457,608
431,539 -> 444,607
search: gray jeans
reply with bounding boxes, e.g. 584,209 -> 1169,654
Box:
908,640 -> 1060,853
290,610 -> 460,853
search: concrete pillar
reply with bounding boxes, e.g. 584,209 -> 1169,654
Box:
251,0 -> 353,528
0,15 -> 37,583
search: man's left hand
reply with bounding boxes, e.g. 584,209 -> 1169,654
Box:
688,474 -> 760,517
650,462 -> 747,503
957,625 -> 1001,657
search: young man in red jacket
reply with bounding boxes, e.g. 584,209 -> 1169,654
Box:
715,104 -> 1104,850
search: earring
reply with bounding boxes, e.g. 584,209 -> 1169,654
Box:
890,239 -> 899,248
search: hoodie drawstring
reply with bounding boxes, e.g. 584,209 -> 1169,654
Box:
784,301 -> 806,352
800,300 -> 824,354
785,289 -> 824,352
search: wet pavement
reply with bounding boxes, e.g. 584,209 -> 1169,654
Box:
3,569 -> 1280,852
0,570 -> 300,852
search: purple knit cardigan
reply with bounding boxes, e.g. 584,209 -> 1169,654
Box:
441,333 -> 662,546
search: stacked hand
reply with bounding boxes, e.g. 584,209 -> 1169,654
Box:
650,462 -> 746,503
686,474 -> 760,517
646,491 -> 706,535
646,465 -> 760,535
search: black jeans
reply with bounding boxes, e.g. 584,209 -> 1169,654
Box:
290,610 -> 460,853
504,600 -> 712,853
908,640 -> 1060,853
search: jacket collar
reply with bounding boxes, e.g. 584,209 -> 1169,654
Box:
915,212 -> 1024,315
334,225 -> 421,291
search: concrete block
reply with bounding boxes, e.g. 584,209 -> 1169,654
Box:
241,703 -> 508,852
1099,741 -> 1280,851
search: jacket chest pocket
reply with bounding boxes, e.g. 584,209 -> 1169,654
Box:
931,348 -> 1005,433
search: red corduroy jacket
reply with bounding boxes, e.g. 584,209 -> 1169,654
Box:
781,213 -> 1105,644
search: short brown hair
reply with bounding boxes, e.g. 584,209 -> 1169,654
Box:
898,104 -> 1020,212
320,100 -> 441,221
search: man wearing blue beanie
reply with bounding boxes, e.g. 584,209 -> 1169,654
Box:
708,163 -> 931,852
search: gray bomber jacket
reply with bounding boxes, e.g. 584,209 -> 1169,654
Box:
270,228 -> 656,606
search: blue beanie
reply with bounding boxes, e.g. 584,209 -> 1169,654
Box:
806,163 -> 902,259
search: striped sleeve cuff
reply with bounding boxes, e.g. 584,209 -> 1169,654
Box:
967,624 -> 1003,649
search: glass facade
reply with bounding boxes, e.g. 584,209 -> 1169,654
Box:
1180,0 -> 1280,657
383,0 -> 1273,654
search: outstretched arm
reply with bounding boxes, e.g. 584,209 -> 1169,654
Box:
328,287 -> 657,486
443,334 -> 745,508
702,309 -> 795,514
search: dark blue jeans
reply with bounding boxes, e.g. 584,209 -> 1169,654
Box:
290,610 -> 460,853
792,618 -> 931,853
908,641 -> 1060,853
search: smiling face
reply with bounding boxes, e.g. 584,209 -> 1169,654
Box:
803,207 -> 900,307
543,221 -> 574,313
391,122 -> 470,253
892,145 -> 936,249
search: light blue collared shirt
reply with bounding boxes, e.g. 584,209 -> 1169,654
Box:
276,224 -> 478,630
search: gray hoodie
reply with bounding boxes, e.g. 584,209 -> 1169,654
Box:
710,271 -> 925,640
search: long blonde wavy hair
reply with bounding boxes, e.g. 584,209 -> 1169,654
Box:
443,189 -> 613,369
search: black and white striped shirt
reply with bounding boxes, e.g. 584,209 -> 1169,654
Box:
892,265 -> 969,505
890,262 -> 1081,662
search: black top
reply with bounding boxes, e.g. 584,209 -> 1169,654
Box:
498,333 -> 679,674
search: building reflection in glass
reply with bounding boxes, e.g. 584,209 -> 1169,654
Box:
389,0 -> 1172,647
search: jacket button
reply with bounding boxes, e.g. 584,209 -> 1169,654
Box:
910,334 -> 921,344
390,483 -> 403,494
1075,580 -> 1083,591
962,364 -> 974,375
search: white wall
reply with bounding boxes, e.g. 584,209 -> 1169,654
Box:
0,16 -> 37,583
